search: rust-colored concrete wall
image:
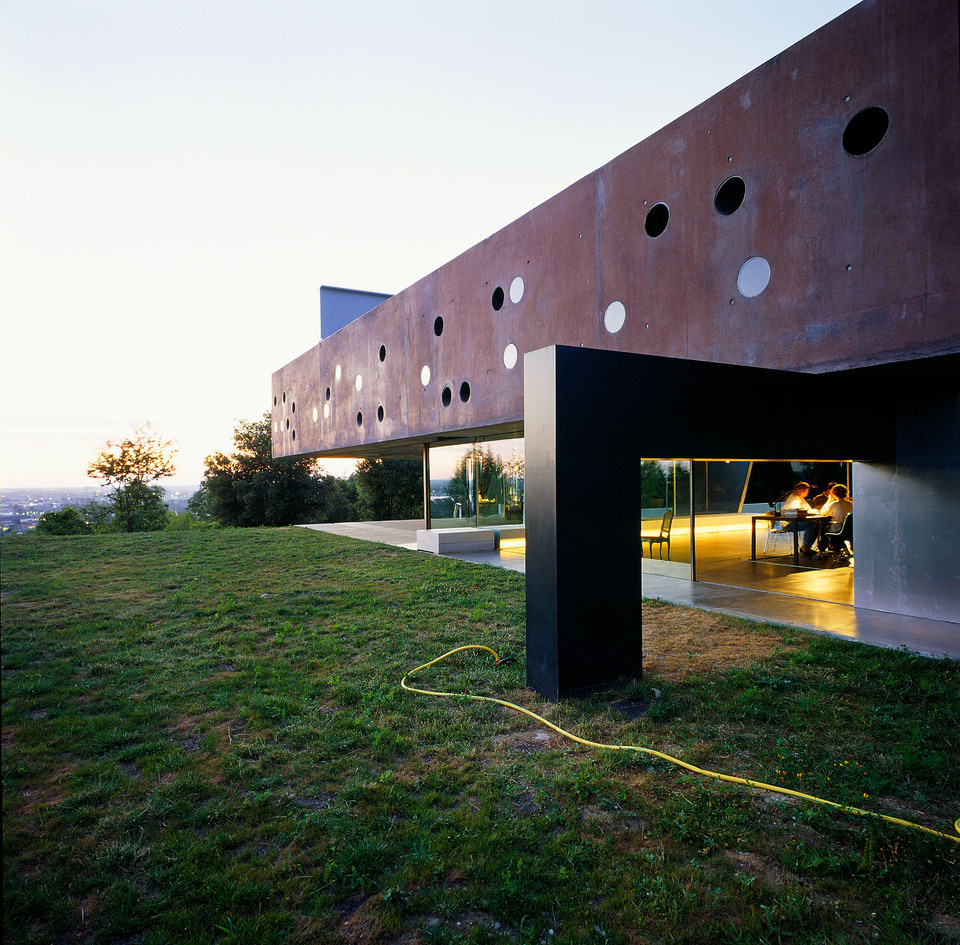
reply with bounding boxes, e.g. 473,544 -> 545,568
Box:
273,0 -> 960,460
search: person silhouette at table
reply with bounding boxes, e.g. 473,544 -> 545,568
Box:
778,482 -> 823,556
781,482 -> 812,512
809,482 -> 838,511
818,484 -> 853,553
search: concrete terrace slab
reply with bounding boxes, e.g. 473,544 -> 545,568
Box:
297,522 -> 959,661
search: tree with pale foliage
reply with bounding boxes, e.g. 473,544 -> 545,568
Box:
87,426 -> 178,532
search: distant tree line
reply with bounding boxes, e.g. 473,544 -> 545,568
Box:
34,415 -> 422,535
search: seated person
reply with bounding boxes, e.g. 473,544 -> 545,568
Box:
781,482 -> 812,511
778,482 -> 821,556
802,484 -> 853,555
809,483 -> 838,510
820,485 -> 853,547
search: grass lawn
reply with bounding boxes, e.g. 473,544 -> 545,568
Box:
2,527 -> 958,944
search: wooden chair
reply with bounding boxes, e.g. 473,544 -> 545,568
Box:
642,510 -> 673,560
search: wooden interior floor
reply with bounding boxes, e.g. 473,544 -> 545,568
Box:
644,527 -> 854,606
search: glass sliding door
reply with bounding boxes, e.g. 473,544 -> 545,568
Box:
427,437 -> 524,529
640,459 -> 692,578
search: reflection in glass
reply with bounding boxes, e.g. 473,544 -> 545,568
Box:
428,438 -> 524,529
640,459 -> 692,578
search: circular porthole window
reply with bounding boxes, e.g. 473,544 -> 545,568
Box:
737,256 -> 771,298
509,276 -> 524,304
434,316 -> 444,337
603,300 -> 626,334
715,176 -> 745,216
459,381 -> 471,403
335,364 -> 342,382
441,386 -> 452,407
377,405 -> 384,422
491,286 -> 505,311
355,374 -> 362,392
312,406 -> 318,422
356,411 -> 363,427
644,202 -> 670,238
378,344 -> 386,362
503,343 -> 518,369
421,365 -> 431,387
325,387 -> 331,402
843,105 -> 889,156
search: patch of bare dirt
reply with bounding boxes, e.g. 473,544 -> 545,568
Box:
491,729 -> 565,754
642,603 -> 798,683
723,849 -> 798,889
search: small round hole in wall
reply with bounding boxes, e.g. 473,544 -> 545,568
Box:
459,381 -> 470,403
356,411 -> 363,427
285,418 -> 289,430
325,387 -> 331,401
603,300 -> 626,334
335,364 -> 342,381
273,395 -> 277,406
491,286 -> 505,311
355,374 -> 362,392
282,391 -> 286,403
421,365 -> 431,387
441,386 -> 452,407
379,344 -> 386,362
843,105 -> 889,156
434,316 -> 444,337
737,256 -> 771,298
644,203 -> 670,238
715,176 -> 745,216
291,401 -> 296,413
377,404 -> 384,422
292,429 -> 296,441
503,343 -> 518,369
509,277 -> 524,304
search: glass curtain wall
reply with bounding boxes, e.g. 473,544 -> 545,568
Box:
428,437 -> 524,529
640,459 -> 692,578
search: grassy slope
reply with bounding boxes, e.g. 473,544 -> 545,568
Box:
2,528 -> 958,945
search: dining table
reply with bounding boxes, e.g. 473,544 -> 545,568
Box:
750,512 -> 829,566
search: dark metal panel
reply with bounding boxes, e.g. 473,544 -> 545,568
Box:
524,346 -> 643,699
854,374 -> 960,623
523,347 -> 560,700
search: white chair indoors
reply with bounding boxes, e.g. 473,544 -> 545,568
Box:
763,518 -> 793,555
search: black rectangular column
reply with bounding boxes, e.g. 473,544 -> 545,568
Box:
524,346 -> 643,699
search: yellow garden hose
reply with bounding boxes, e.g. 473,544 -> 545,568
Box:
401,644 -> 960,845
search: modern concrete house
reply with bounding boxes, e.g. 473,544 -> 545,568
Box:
272,0 -> 960,698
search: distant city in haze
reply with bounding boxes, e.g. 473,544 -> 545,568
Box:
1,485 -> 199,535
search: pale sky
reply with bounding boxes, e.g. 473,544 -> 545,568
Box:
0,0 -> 858,489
